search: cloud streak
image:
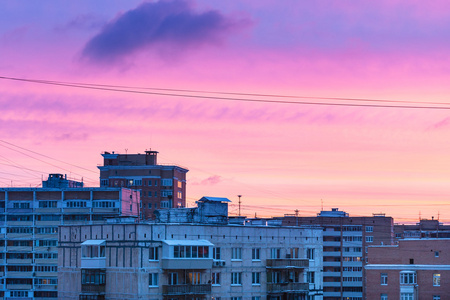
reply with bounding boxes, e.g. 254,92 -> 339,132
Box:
81,0 -> 250,64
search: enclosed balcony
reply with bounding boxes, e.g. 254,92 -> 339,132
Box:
161,240 -> 213,269
266,258 -> 309,269
81,240 -> 106,269
162,284 -> 211,295
267,282 -> 309,294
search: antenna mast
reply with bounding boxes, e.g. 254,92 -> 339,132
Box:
238,195 -> 242,216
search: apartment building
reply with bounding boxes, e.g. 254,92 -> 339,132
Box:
0,181 -> 139,300
282,208 -> 394,300
394,218 -> 450,240
98,150 -> 188,220
366,239 -> 450,300
58,198 -> 324,300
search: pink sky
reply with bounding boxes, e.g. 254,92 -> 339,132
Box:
2,0 -> 450,222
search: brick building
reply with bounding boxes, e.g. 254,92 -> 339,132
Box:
366,239 -> 450,300
98,150 -> 188,220
282,208 -> 394,300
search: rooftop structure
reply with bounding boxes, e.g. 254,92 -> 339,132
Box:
98,150 -> 188,220
42,173 -> 83,188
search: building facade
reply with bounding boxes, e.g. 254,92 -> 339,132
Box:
366,239 -> 450,300
58,200 -> 324,300
0,186 -> 139,300
394,218 -> 450,240
98,150 -> 188,220
282,208 -> 394,300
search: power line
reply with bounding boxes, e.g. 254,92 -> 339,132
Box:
0,140 -> 97,174
3,75 -> 450,110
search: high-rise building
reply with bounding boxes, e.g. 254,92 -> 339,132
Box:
282,208 -> 394,300
98,150 -> 188,220
366,239 -> 450,300
58,198 -> 324,300
0,184 -> 139,300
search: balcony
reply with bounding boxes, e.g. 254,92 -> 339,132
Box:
35,208 -> 61,214
6,284 -> 32,290
162,284 -> 211,295
161,258 -> 212,270
81,284 -> 106,294
267,282 -> 309,294
266,259 -> 309,269
7,259 -> 32,264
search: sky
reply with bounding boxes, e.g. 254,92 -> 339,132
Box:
2,0 -> 450,223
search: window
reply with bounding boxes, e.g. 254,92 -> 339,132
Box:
252,297 -> 260,300
168,273 -> 178,285
213,247 -> 221,260
188,272 -> 200,285
231,298 -> 242,300
268,271 -> 281,283
400,272 -> 416,284
162,179 -> 173,186
270,248 -> 281,259
177,191 -> 182,199
177,181 -> 182,188
134,179 -> 142,186
252,272 -> 260,285
290,247 -> 299,258
148,180 -> 152,186
252,248 -> 260,260
100,179 -> 108,186
39,201 -> 57,208
366,236 -> 374,243
380,294 -> 388,300
35,265 -> 57,272
231,272 -> 242,285
35,278 -> 58,285
307,272 -> 315,283
81,269 -> 106,285
149,247 -> 159,261
381,273 -> 387,285
307,248 -> 315,260
435,251 -> 439,257
433,273 -> 441,286
400,293 -> 413,300
212,273 -> 220,285
433,296 -> 441,300
149,273 -> 158,286
161,201 -> 170,208
173,245 -> 209,258
34,291 -> 57,298
11,291 -> 29,297
231,248 -> 242,260
366,226 -> 373,232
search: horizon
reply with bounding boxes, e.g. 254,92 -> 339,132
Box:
2,1 -> 450,223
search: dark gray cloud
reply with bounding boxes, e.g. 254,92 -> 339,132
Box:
81,0 -> 248,63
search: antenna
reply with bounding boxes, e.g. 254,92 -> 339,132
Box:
237,195 -> 242,216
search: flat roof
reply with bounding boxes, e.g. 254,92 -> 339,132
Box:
198,196 -> 231,203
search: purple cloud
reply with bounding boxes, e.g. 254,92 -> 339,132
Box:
192,175 -> 222,186
81,0 -> 249,63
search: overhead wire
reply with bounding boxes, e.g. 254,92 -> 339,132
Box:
3,75 -> 450,110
